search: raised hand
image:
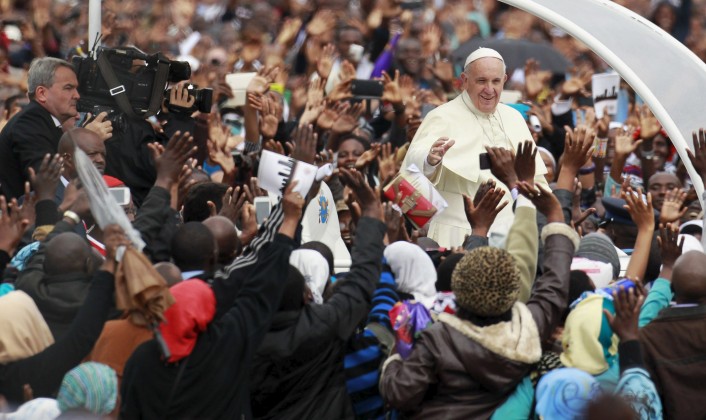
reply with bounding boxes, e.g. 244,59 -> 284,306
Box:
687,128 -> 706,185
214,186 -> 247,224
259,96 -> 279,140
381,70 -> 403,106
355,143 -> 381,170
263,139 -> 286,156
615,125 -> 642,158
307,78 -> 326,108
101,224 -> 131,272
379,0 -> 402,18
18,182 -> 36,228
0,196 -> 30,255
338,60 -> 357,84
463,186 -> 508,237
561,125 -> 594,172
514,140 -> 537,186
524,59 -> 552,100
561,67 -> 593,98
329,79 -> 353,102
149,131 -> 196,189
383,201 -> 405,243
280,181 -> 305,238
486,146 -> 517,189
239,203 -> 259,246
378,143 -> 398,184
28,153 -> 63,202
339,168 -> 383,220
657,223 -> 684,270
427,59 -> 454,84
246,66 -> 280,95
427,137 -> 456,166
276,17 -> 303,46
306,9 -> 336,37
206,114 -> 235,171
317,44 -> 337,80
622,187 -> 655,232
300,100 -> 324,127
290,124 -> 318,165
517,181 -> 563,222
638,104 -> 661,140
604,284 -> 644,342
316,100 -> 340,130
420,24 -> 441,57
658,187 -> 687,223
332,101 -> 364,135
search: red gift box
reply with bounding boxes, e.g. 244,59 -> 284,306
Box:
383,175 -> 437,229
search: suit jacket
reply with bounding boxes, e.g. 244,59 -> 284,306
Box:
0,101 -> 64,200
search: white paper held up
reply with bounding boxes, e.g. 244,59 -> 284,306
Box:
257,149 -> 318,197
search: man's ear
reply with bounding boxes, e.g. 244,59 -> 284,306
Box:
34,86 -> 48,104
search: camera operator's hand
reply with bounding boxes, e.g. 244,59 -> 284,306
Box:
168,82 -> 196,112
83,112 -> 113,141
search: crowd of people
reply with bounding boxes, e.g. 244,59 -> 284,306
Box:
0,0 -> 705,419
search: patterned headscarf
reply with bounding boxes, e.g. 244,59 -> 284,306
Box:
535,368 -> 602,419
451,247 -> 520,317
57,362 -> 118,415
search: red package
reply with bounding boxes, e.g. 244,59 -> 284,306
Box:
383,175 -> 437,229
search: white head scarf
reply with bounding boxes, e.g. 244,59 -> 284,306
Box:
7,398 -> 60,420
679,234 -> 704,253
384,241 -> 437,308
290,249 -> 330,304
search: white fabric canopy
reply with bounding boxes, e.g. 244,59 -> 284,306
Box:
501,0 -> 706,206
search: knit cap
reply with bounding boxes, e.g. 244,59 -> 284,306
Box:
576,233 -> 620,279
451,247 -> 520,317
57,362 -> 118,415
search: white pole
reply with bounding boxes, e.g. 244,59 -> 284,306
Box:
88,0 -> 101,52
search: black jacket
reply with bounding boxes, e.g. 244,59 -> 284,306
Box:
131,186 -> 180,263
105,113 -> 194,206
120,233 -> 295,420
15,220 -> 93,340
0,101 -> 64,199
0,271 -> 115,404
250,217 -> 386,420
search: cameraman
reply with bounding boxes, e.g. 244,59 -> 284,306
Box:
103,82 -> 197,206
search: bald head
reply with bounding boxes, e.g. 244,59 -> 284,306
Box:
154,262 -> 183,287
58,128 -> 106,179
672,251 -> 706,304
44,232 -> 92,276
203,216 -> 241,265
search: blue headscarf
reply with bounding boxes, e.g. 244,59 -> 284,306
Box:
535,368 -> 601,419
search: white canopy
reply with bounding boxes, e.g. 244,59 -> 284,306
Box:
501,0 -> 706,205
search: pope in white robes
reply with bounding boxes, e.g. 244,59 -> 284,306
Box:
403,48 -> 549,247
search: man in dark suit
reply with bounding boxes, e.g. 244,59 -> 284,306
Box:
0,57 -> 80,199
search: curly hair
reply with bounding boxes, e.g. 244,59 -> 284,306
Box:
451,247 -> 520,317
